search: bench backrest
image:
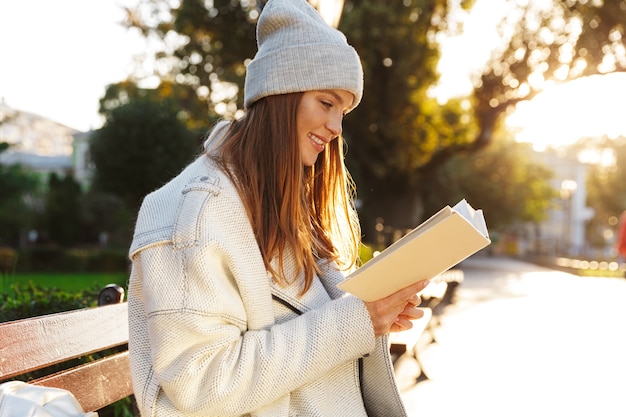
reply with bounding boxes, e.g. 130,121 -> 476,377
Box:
0,302 -> 132,413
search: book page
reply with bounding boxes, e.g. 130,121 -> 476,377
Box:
453,199 -> 488,237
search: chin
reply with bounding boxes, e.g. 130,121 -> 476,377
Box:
302,154 -> 319,167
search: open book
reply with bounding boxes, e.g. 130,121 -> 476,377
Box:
338,199 -> 490,301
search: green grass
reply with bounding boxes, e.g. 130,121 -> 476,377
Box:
6,272 -> 128,292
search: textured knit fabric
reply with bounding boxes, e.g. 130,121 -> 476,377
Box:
244,0 -> 363,111
127,126 -> 408,417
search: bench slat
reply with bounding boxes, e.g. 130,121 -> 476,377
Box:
33,351 -> 133,413
0,303 -> 128,380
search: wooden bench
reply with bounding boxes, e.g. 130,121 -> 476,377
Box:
389,307 -> 433,382
389,269 -> 465,384
421,269 -> 465,327
0,289 -> 132,414
0,279 -> 441,412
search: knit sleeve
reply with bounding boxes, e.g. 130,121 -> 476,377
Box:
135,237 -> 375,416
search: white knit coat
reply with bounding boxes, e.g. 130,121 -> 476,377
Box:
127,128 -> 408,417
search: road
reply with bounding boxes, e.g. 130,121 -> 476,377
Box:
398,256 -> 626,417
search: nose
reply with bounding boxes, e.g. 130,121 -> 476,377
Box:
325,113 -> 343,139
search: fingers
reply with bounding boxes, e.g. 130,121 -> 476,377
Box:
393,279 -> 430,302
400,304 -> 424,320
407,294 -> 421,307
383,279 -> 428,312
391,308 -> 425,332
364,279 -> 430,337
375,279 -> 429,312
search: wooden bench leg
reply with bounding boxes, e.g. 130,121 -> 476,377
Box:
412,347 -> 430,383
389,309 -> 434,385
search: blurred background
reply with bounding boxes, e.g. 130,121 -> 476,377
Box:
1,1 -> 626,416
2,0 -> 625,271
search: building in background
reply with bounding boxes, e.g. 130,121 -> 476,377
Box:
0,98 -> 80,182
71,130 -> 95,187
525,148 -> 594,258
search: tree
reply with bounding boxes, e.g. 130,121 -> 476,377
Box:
117,0 -> 625,242
423,135 -> 555,233
121,0 -> 258,115
473,0 -> 626,168
99,80 -> 215,143
121,0 -> 478,239
90,98 -> 197,213
338,1 -> 478,239
79,190 -> 134,248
579,136 -> 626,250
469,0 -> 626,253
0,143 -> 40,246
44,173 -> 82,246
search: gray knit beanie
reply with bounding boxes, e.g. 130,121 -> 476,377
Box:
244,0 -> 363,112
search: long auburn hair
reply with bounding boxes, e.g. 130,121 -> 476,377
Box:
210,92 -> 361,294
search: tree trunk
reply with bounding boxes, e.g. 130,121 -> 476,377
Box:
357,179 -> 423,247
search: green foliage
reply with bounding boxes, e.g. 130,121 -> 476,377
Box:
0,143 -> 41,246
341,0 -> 446,175
11,272 -> 127,293
114,0 -> 626,241
0,281 -> 99,322
581,136 -> 626,248
584,136 -> 626,215
339,1 -> 484,236
423,137 -> 555,232
45,173 -> 82,246
99,397 -> 137,417
474,0 -> 626,169
0,143 -> 134,248
79,190 -> 134,248
115,0 -> 491,238
358,243 -> 375,265
564,0 -> 626,78
90,98 -> 198,212
172,0 -> 258,108
122,0 -> 258,114
99,81 -> 214,138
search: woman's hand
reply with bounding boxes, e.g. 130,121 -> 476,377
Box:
363,279 -> 429,337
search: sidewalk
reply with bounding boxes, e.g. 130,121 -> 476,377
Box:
398,256 -> 626,417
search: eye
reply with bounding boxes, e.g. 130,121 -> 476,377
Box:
321,100 -> 333,109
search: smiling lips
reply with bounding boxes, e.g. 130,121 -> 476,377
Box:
308,132 -> 328,152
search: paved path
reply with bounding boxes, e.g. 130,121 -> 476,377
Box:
398,256 -> 626,417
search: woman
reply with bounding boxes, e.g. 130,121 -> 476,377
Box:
127,0 -> 428,416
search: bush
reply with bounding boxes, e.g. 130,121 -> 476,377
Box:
88,249 -> 131,272
358,243 -> 375,265
0,281 -> 99,322
15,247 -> 129,274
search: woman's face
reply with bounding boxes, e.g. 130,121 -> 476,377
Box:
296,89 -> 353,166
